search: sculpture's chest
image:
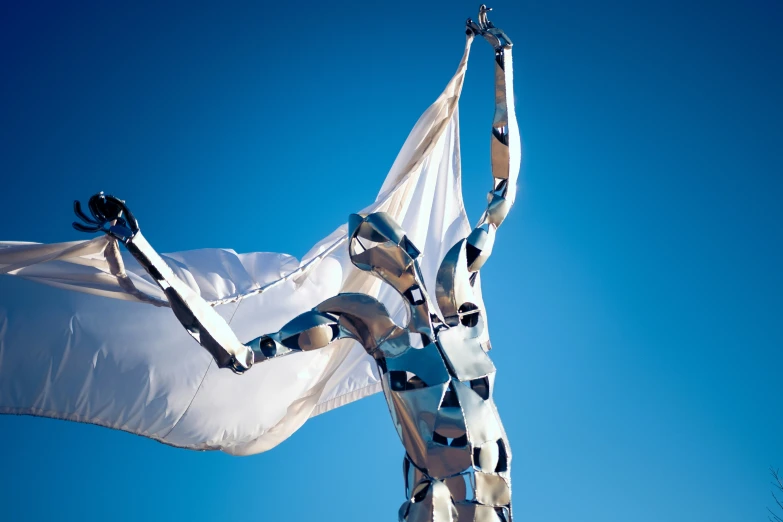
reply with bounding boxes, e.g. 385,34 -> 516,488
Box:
374,325 -> 505,479
377,324 -> 496,389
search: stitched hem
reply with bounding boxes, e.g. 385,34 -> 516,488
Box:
309,381 -> 383,418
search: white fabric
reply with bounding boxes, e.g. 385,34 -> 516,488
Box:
0,37 -> 479,455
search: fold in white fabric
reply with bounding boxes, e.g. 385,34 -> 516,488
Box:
0,37 -> 483,455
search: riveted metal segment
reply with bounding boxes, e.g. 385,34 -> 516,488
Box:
455,502 -> 477,522
444,474 -> 469,502
425,440 -> 473,478
485,194 -> 511,227
278,311 -> 334,339
351,243 -> 414,281
399,501 -> 411,522
456,503 -> 506,522
351,212 -> 409,248
435,240 -> 476,325
246,335 -> 294,363
380,332 -> 416,359
470,376 -> 492,400
402,479 -> 457,522
349,212 -> 417,282
489,57 -> 510,185
452,380 -> 503,445
349,212 -> 436,335
495,507 -> 511,522
278,311 -> 339,351
384,343 -> 451,388
385,380 -> 448,470
474,439 -> 500,472
495,439 -> 510,473
456,502 -> 506,522
404,455 -> 427,499
466,224 -> 496,272
474,472 -> 511,507
433,405 -> 467,439
437,321 -> 495,382
316,293 -> 400,348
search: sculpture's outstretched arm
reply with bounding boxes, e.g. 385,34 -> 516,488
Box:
464,5 -> 519,273
72,195 -> 406,371
73,193 -> 255,373
246,309 -> 348,362
247,292 -> 401,362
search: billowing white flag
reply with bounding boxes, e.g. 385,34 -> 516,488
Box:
0,38 -> 483,455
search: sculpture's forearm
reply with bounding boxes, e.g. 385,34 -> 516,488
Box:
71,192 -> 254,372
125,232 -> 254,372
245,309 -> 344,363
465,43 -> 520,273
247,293 -> 396,362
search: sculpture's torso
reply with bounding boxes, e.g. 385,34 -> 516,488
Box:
308,212 -> 515,522
376,317 -> 512,522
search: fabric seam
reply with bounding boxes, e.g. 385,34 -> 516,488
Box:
160,358 -> 214,440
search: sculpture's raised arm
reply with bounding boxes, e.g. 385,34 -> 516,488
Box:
464,5 -> 519,274
73,193 -> 255,373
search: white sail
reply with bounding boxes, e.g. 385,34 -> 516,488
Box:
0,38 -> 483,456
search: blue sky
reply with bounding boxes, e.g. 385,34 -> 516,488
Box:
0,1 -> 781,521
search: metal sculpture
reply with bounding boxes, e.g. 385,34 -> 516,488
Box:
72,6 -> 518,521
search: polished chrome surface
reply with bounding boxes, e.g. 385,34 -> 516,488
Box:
247,204 -> 516,520
73,192 -> 139,243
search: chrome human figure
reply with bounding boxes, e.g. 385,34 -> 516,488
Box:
73,7 -> 518,521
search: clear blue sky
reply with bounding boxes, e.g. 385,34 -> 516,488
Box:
0,1 -> 780,521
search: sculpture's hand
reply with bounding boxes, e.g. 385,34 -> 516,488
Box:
466,4 -> 513,49
72,192 -> 139,243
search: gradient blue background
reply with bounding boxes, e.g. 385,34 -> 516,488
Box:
0,1 -> 780,521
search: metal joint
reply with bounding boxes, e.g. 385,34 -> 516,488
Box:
466,4 -> 513,50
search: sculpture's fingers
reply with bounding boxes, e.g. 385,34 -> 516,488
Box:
72,221 -> 102,234
73,200 -> 99,225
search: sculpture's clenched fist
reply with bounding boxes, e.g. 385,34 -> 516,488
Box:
73,192 -> 139,243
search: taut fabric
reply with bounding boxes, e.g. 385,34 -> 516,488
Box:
0,37 -> 484,455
